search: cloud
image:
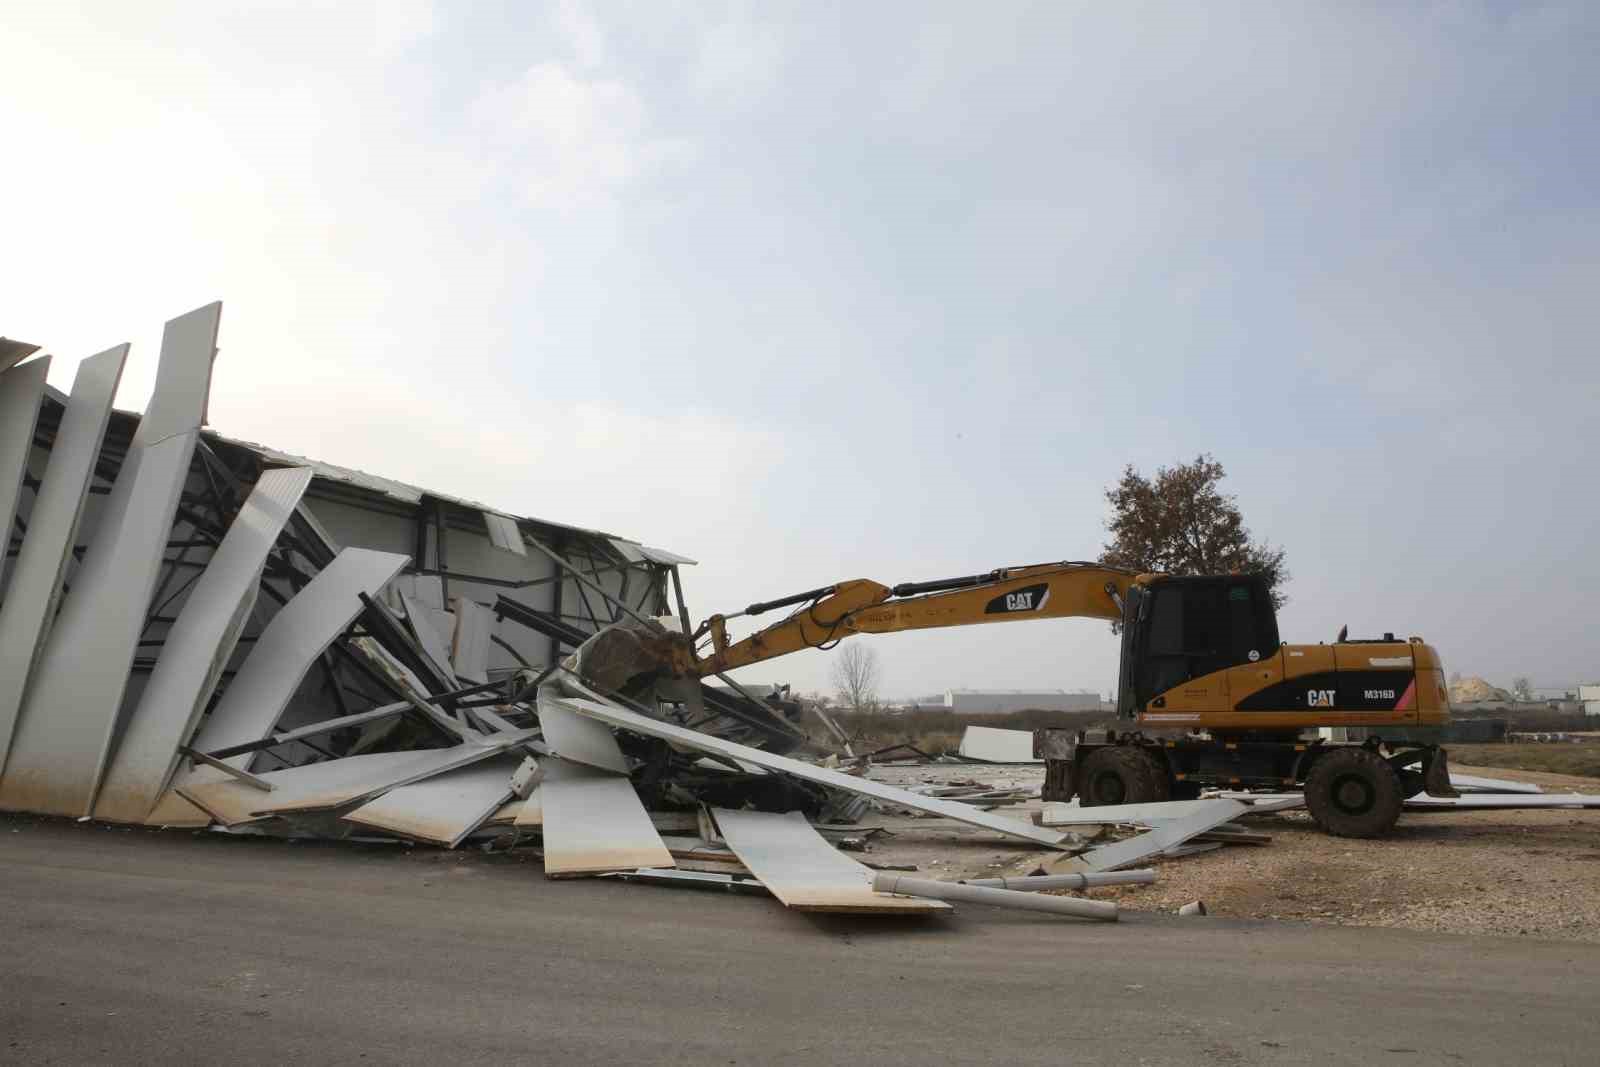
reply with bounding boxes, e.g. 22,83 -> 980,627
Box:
468,62 -> 692,206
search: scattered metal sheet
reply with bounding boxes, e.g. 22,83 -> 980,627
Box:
401,592 -> 458,684
714,808 -> 948,913
93,467 -> 314,823
539,758 -> 673,877
1,429 -> 200,817
605,868 -> 772,897
607,538 -> 646,563
957,725 -> 1041,763
1207,791 -> 1306,812
0,356 -> 51,581
962,870 -> 1156,890
483,512 -> 526,556
1039,799 -> 1232,826
871,872 -> 1115,920
1447,774 -> 1543,795
536,692 -> 630,775
0,346 -> 127,780
342,755 -> 521,847
183,548 -> 411,767
486,797 -> 526,825
1075,800 -> 1248,872
1403,793 -> 1600,811
512,784 -> 543,828
155,553 -> 416,825
179,732 -> 537,825
556,687 -> 1072,848
636,544 -> 696,566
451,599 -> 494,685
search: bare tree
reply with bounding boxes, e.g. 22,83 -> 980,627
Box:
831,643 -> 880,714
1511,676 -> 1534,702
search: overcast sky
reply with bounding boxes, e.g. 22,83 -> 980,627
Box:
6,2 -> 1596,698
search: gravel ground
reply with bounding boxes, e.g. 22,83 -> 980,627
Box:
859,760 -> 1600,941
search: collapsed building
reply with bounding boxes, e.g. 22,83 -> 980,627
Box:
5,304 -> 1591,923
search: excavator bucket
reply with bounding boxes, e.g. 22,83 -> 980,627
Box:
565,619 -> 684,693
1420,745 -> 1460,798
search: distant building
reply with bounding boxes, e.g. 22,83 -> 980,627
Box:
1580,684 -> 1600,717
943,688 -> 1101,714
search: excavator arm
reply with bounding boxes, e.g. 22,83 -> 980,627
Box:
688,561 -> 1139,678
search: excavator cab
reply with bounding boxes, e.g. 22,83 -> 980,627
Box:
1115,574 -> 1280,720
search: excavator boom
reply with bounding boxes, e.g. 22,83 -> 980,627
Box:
693,562 -> 1137,677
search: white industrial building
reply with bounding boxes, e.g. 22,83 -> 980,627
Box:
943,688 -> 1102,714
1580,684 -> 1600,717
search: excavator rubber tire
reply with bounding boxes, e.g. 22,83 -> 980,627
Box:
1303,747 -> 1404,838
1078,746 -> 1166,807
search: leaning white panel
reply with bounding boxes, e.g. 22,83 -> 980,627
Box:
342,754 -> 521,847
536,692 -> 630,775
714,808 -> 948,914
130,302 -> 220,446
451,599 -> 494,685
93,467 -> 314,823
0,346 -> 126,779
0,338 -> 41,374
539,758 -> 673,877
484,512 -> 526,556
170,547 -> 410,797
0,356 -> 51,582
1,304 -> 220,817
401,592 -> 458,683
0,430 -> 199,816
557,687 -> 1071,848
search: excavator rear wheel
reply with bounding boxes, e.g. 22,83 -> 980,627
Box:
1078,746 -> 1167,807
1304,747 -> 1404,838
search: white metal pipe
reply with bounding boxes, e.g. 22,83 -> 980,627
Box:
961,870 -> 1156,891
872,873 -> 1119,921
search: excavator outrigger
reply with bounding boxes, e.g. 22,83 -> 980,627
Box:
578,559 -> 1458,838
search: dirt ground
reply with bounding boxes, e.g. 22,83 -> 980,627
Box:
859,760 -> 1600,942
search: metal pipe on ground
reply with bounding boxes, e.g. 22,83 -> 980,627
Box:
872,873 -> 1119,921
961,870 -> 1155,891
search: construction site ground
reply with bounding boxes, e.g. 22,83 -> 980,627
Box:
5,815 -> 1597,1066
860,760 -> 1600,942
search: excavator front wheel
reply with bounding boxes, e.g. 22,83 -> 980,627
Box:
1304,747 -> 1404,838
1078,746 -> 1168,807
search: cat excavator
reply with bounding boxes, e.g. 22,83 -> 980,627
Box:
577,559 -> 1458,838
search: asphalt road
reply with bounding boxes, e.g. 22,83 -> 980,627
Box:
2,816 -> 1595,1065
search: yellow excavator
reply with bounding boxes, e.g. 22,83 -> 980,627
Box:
578,559 -> 1458,838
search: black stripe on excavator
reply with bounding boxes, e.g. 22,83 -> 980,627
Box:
983,583 -> 1051,615
891,571 -> 999,597
1234,671 -> 1415,712
744,585 -> 838,616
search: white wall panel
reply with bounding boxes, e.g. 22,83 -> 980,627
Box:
0,346 -> 127,780
94,467 -> 313,823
